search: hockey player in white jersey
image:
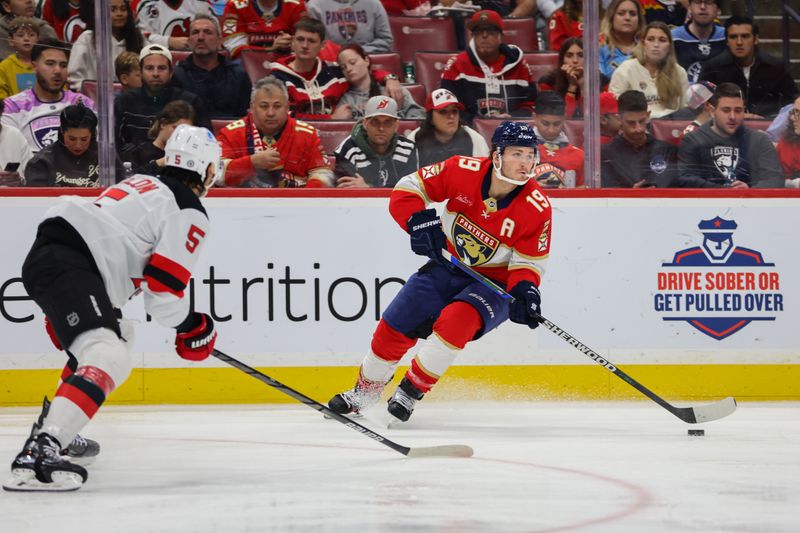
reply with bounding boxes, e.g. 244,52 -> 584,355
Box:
3,125 -> 222,493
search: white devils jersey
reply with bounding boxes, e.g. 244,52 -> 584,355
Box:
132,0 -> 215,47
42,175 -> 210,327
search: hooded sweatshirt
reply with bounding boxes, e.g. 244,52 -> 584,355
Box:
306,0 -> 392,53
441,40 -> 536,122
269,55 -> 350,119
333,121 -> 417,187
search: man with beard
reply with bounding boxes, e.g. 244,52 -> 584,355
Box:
114,43 -> 209,153
671,0 -> 726,83
700,16 -> 798,119
172,13 -> 251,119
601,89 -> 677,188
677,82 -> 783,188
0,38 -> 94,153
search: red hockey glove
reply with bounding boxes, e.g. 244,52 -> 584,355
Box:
44,317 -> 63,350
175,313 -> 217,361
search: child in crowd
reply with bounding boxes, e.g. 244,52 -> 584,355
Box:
114,51 -> 142,92
0,17 -> 39,99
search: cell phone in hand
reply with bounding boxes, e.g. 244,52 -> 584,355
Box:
4,162 -> 20,172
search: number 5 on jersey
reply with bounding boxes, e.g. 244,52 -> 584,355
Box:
186,225 -> 205,253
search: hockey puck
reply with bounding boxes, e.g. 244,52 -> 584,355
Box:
687,429 -> 705,437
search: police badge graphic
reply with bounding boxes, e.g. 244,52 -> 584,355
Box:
654,217 -> 783,340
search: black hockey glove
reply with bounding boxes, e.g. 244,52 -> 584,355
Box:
509,281 -> 542,329
175,312 -> 217,361
407,209 -> 446,262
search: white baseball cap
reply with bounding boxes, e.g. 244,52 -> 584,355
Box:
685,81 -> 716,110
426,88 -> 465,112
364,96 -> 398,119
139,43 -> 173,65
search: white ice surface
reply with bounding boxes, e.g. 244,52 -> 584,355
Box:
0,402 -> 798,533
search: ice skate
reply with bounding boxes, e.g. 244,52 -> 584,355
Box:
3,433 -> 88,492
30,395 -> 99,466
63,434 -> 100,466
328,374 -> 387,416
387,378 -> 425,422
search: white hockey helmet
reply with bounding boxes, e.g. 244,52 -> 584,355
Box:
164,124 -> 222,196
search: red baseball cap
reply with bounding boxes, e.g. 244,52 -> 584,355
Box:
467,10 -> 504,32
426,88 -> 466,112
599,92 -> 618,115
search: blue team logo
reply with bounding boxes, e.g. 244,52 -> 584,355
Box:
31,115 -> 61,149
654,217 -> 783,340
452,214 -> 499,266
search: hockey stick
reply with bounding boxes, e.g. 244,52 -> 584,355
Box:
211,349 -> 474,458
440,250 -> 737,424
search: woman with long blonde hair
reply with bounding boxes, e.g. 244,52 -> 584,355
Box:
599,0 -> 645,78
609,21 -> 689,118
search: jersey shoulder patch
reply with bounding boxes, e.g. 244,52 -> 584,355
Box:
160,176 -> 208,218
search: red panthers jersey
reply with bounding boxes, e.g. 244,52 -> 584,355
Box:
535,142 -> 585,187
40,0 -> 85,43
222,0 -> 307,57
217,115 -> 332,187
391,156 -> 552,289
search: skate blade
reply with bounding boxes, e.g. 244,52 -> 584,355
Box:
64,454 -> 97,467
323,412 -> 363,420
2,468 -> 83,492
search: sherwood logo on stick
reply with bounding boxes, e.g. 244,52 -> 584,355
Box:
654,216 -> 783,340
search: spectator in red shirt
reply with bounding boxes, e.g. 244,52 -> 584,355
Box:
39,0 -> 83,43
221,0 -> 307,58
599,91 -> 621,144
217,75 -> 333,187
532,91 -> 585,187
548,0 -> 582,51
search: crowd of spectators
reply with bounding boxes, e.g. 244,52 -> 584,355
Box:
0,0 -> 797,188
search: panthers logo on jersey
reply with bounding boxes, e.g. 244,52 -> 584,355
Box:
452,214 -> 499,266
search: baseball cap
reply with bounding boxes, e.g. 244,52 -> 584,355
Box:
467,10 -> 504,32
364,95 -> 398,119
685,81 -> 717,109
599,92 -> 618,115
139,43 -> 173,64
426,88 -> 465,112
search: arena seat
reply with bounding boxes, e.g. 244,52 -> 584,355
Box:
469,18 -> 538,52
650,119 -> 692,145
81,80 -> 122,100
240,49 -> 277,83
744,119 -> 771,132
388,16 -> 458,63
170,50 -> 191,65
398,119 -> 423,138
562,120 -> 584,147
307,121 -> 356,154
212,119 -> 232,136
368,53 -> 403,78
404,84 -> 427,108
414,52 -> 457,93
528,63 -> 553,83
523,52 -> 558,68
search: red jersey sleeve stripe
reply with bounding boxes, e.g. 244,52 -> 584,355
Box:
144,253 -> 191,296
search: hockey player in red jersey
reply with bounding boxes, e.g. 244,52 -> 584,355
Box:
329,121 -> 552,422
3,125 -> 221,492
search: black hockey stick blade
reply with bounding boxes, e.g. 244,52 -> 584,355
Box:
212,349 -> 473,458
440,250 -> 737,424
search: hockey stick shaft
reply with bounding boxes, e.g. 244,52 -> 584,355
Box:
441,251 -> 736,424
212,349 -> 473,457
